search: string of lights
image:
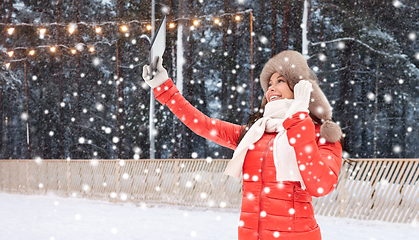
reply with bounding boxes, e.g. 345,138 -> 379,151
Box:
0,19 -> 150,27
0,9 -> 253,28
2,9 -> 254,67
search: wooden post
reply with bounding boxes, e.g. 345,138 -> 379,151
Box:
115,161 -> 121,203
339,166 -> 347,218
173,160 -> 180,204
66,160 -> 71,197
26,160 -> 29,194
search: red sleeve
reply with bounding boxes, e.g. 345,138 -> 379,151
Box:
283,112 -> 342,197
153,79 -> 242,150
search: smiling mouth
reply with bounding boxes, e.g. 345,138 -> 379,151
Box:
269,95 -> 281,101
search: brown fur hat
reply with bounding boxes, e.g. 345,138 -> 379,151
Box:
260,50 -> 342,143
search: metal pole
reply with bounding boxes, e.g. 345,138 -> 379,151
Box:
117,0 -> 123,159
250,10 -> 254,114
24,59 -> 31,159
116,40 -> 121,159
373,60 -> 379,158
302,0 -> 309,57
149,0 -> 156,159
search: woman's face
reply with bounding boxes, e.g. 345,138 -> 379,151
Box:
266,72 -> 294,102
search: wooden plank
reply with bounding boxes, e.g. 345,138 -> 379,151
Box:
347,161 -> 375,219
394,161 -> 419,223
378,161 -> 412,222
370,161 -> 404,221
359,160 -> 388,220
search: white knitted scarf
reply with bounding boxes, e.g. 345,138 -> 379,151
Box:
224,99 -> 305,189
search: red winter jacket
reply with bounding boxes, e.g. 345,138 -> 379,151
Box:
154,79 -> 342,240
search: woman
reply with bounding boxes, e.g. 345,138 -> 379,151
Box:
143,50 -> 342,240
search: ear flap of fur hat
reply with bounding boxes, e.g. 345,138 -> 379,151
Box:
320,120 -> 343,143
307,79 -> 331,121
307,79 -> 342,143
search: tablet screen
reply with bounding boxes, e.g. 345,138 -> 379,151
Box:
149,15 -> 167,75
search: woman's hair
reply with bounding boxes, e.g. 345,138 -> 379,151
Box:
237,96 -> 268,144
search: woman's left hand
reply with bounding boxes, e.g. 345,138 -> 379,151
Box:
286,80 -> 312,118
142,56 -> 169,88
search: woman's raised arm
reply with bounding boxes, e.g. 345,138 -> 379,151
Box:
143,57 -> 242,150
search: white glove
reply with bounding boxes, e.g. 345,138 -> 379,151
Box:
286,80 -> 312,117
142,56 -> 169,88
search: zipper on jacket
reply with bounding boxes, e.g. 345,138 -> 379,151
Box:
258,136 -> 276,240
292,185 -> 296,231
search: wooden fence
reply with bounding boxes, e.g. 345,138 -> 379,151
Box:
0,158 -> 418,224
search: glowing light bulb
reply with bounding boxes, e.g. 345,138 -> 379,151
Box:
169,22 -> 175,28
39,28 -> 46,35
214,18 -> 220,25
50,46 -> 56,53
146,25 -> 152,31
193,20 -> 200,26
29,50 -> 35,56
95,27 -> 102,33
71,49 -> 77,54
7,51 -> 14,57
7,27 -> 15,35
68,23 -> 77,34
235,15 -> 241,21
89,46 -> 95,52
5,63 -> 10,68
120,25 -> 128,32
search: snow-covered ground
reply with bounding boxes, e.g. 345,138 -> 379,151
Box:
0,192 -> 417,240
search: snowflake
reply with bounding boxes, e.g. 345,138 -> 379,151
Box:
259,36 -> 268,44
92,57 -> 101,66
393,145 -> 402,154
367,92 -> 375,101
82,184 -> 90,192
318,53 -> 327,62
90,160 -> 99,166
384,94 -> 392,103
20,112 -> 28,120
408,32 -> 417,41
120,193 -> 128,201
260,211 -> 267,217
392,0 -> 402,8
